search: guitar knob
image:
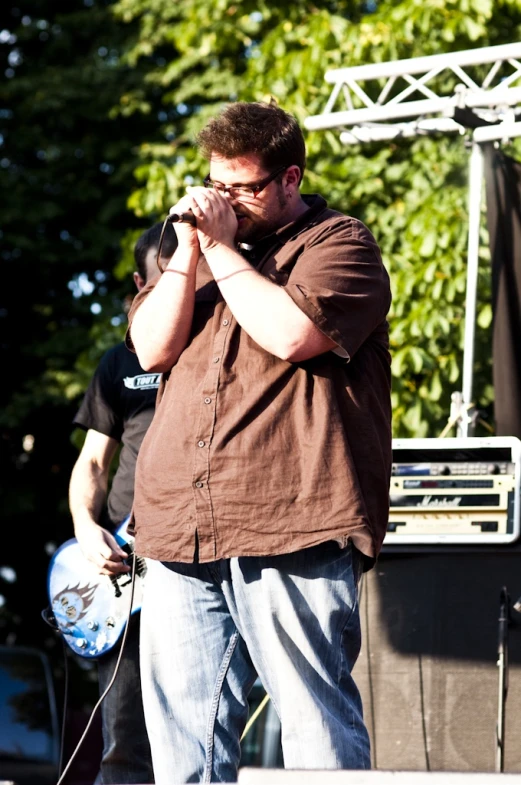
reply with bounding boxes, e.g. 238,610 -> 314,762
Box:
77,638 -> 88,649
87,621 -> 99,631
105,617 -> 116,628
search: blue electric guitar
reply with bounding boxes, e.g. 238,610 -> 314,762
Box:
47,518 -> 146,659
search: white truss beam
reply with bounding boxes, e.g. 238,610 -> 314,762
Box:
473,120 -> 521,142
338,118 -> 464,145
305,42 -> 521,136
305,43 -> 521,438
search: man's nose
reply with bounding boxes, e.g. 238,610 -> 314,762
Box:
222,191 -> 242,210
222,189 -> 237,202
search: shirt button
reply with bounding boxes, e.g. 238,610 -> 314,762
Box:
213,357 -> 220,363
197,440 -> 205,448
195,481 -> 203,488
204,397 -> 211,404
222,319 -> 229,326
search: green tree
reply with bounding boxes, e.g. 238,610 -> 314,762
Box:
112,0 -> 521,437
0,0 -> 162,673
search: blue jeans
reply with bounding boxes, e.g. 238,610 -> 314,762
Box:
140,540 -> 370,783
96,614 -> 154,784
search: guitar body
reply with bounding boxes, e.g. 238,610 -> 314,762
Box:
47,519 -> 145,659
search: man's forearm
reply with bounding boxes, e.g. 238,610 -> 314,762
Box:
69,456 -> 109,536
69,447 -> 130,573
130,246 -> 199,372
203,244 -> 336,362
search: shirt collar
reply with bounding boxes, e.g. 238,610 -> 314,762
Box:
273,194 -> 328,242
239,195 -> 328,263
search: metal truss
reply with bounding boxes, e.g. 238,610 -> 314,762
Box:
305,43 -> 521,438
305,42 -> 521,143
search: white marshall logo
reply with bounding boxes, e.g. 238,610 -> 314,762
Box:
417,495 -> 462,508
123,373 -> 161,390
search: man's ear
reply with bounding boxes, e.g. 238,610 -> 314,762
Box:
285,164 -> 301,189
134,271 -> 146,291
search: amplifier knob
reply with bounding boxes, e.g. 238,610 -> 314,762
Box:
441,465 -> 451,475
488,464 -> 500,475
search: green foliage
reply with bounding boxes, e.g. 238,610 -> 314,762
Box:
0,0 -> 162,660
110,0 -> 521,438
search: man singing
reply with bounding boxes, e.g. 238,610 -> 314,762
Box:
128,100 -> 392,783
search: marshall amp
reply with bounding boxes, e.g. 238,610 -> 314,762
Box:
385,436 -> 521,544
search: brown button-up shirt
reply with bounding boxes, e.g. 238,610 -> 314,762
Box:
127,195 -> 392,566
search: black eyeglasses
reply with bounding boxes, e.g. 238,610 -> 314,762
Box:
203,165 -> 287,200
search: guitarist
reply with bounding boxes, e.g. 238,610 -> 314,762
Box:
68,221 -> 177,785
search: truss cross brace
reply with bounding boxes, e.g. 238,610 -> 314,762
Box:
304,43 -> 521,437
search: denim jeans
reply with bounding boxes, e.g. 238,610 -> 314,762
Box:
140,540 -> 370,783
96,613 -> 154,784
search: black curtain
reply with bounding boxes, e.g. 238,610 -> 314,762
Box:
484,146 -> 521,439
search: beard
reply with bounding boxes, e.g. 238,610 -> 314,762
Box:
235,188 -> 289,244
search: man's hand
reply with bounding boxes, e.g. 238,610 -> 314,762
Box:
168,193 -> 202,253
183,186 -> 238,254
75,520 -> 131,576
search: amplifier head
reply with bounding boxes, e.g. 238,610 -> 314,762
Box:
387,436 -> 521,545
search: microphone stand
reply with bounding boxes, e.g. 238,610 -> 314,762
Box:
496,586 -> 510,772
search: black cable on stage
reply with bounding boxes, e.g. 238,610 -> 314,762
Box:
41,608 -> 69,778
418,652 -> 431,771
58,637 -> 70,778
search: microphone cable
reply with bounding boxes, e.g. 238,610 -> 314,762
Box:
155,215 -> 172,273
156,210 -> 196,272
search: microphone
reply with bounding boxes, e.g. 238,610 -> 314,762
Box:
167,211 -> 196,226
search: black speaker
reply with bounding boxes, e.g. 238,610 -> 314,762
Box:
354,552 -> 521,772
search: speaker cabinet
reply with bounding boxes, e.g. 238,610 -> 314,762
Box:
354,551 -> 521,772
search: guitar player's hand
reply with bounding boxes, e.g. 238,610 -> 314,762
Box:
76,520 -> 131,576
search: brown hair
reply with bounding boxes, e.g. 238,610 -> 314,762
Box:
134,221 -> 178,281
196,101 -> 306,182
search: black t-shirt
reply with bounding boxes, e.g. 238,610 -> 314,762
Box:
73,342 -> 160,528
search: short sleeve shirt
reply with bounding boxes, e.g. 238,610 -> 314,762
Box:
73,342 -> 160,527
127,195 -> 392,565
